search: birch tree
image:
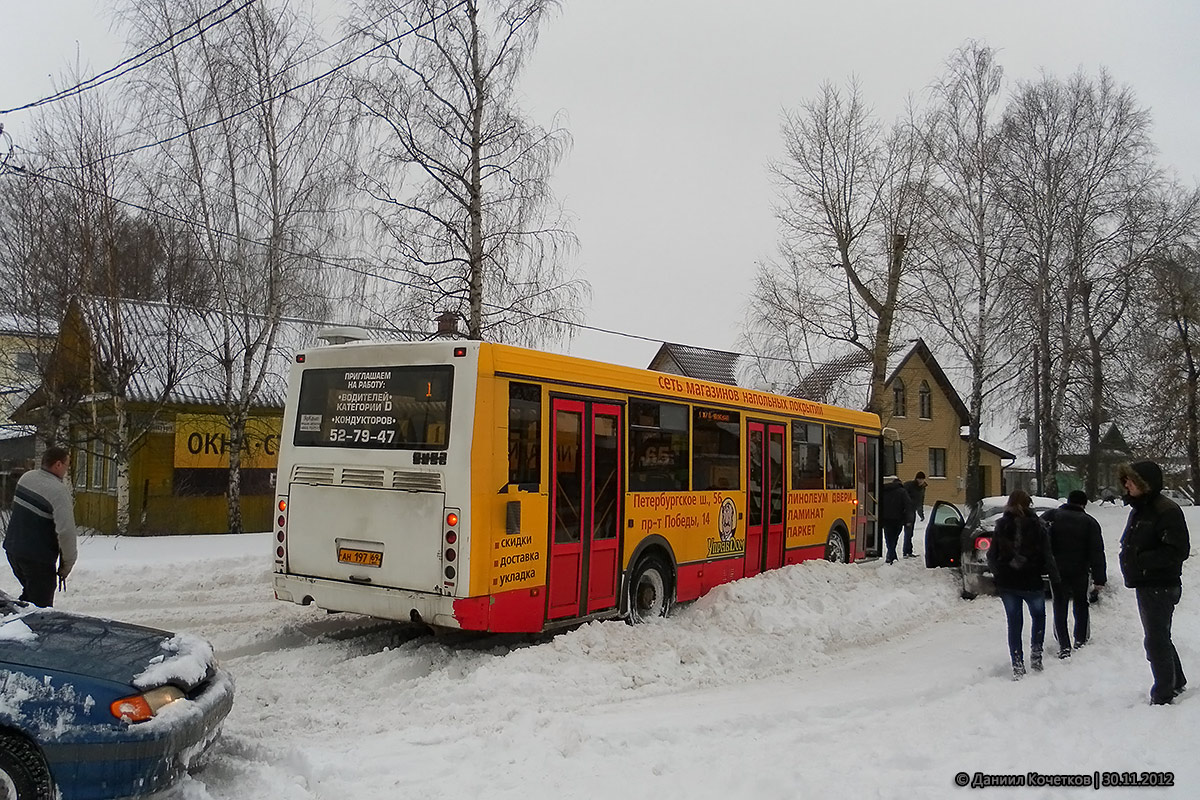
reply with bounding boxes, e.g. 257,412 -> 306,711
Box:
919,42 -> 1020,504
349,0 -> 586,343
124,0 -> 353,533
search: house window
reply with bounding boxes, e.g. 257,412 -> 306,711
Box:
892,378 -> 906,418
919,381 -> 932,419
929,447 -> 947,478
75,447 -> 88,486
107,444 -> 118,491
91,448 -> 105,490
15,352 -> 37,372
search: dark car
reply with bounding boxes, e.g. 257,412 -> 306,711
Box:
924,495 -> 1061,599
0,592 -> 233,800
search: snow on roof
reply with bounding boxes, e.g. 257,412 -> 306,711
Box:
648,342 -> 743,386
789,339 -> 932,412
76,296 -> 414,408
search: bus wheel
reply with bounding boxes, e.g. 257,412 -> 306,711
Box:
627,556 -> 672,624
824,530 -> 848,563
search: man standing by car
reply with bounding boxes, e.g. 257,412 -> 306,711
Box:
880,475 -> 913,565
1119,461 -> 1190,705
1042,490 -> 1106,658
3,446 -> 77,607
902,472 -> 927,558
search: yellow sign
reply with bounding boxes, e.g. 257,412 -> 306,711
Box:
173,414 -> 282,469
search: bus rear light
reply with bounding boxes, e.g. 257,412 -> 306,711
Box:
444,566 -> 456,579
975,537 -> 991,552
278,499 -> 287,512
276,531 -> 285,543
296,354 -> 305,363
445,531 -> 457,544
277,515 -> 285,527
453,347 -> 466,357
276,546 -> 285,559
445,548 -> 456,562
446,512 -> 458,527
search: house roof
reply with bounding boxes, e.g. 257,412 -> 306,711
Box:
648,342 -> 742,386
790,338 -> 972,424
964,434 -> 1017,461
19,296 -> 416,414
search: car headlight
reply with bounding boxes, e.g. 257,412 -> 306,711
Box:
110,685 -> 186,722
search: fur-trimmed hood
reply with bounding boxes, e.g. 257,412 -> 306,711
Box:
1118,460 -> 1163,496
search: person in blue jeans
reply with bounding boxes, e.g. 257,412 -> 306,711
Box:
988,490 -> 1060,679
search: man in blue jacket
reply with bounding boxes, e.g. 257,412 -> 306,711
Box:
1119,461 -> 1190,705
3,446 -> 78,607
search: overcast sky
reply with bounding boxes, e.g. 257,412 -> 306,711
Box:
3,1 -> 1199,370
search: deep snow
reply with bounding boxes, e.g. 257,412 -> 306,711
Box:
4,503 -> 1197,799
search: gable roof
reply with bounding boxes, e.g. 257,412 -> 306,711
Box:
19,296 -> 416,414
648,342 -> 742,386
790,338 -> 971,424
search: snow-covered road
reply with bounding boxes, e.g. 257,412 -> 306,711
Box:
10,503 -> 1196,799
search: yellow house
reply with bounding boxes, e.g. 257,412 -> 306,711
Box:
786,339 -> 1013,506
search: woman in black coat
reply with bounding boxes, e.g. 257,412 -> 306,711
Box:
987,490 -> 1061,679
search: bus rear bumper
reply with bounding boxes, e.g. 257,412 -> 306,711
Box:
273,573 -> 463,629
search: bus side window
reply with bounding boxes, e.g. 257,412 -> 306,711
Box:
508,382 -> 541,488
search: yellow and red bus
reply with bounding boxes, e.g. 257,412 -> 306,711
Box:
272,338 -> 892,632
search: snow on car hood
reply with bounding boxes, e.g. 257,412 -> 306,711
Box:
134,633 -> 215,691
0,607 -> 211,691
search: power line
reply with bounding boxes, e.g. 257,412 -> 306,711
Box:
0,0 -> 259,116
1,161 -> 823,372
13,0 -> 469,176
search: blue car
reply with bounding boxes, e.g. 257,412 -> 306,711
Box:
0,592 -> 233,800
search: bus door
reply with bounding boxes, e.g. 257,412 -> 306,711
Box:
854,434 -> 880,560
548,399 -> 623,619
745,421 -> 786,577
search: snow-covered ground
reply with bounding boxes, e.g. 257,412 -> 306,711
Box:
6,503 -> 1197,799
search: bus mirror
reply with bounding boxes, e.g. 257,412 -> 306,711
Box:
506,500 -> 521,536
893,441 -> 903,465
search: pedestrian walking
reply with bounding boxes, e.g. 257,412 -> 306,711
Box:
1118,461 -> 1190,704
901,472 -> 927,558
3,446 -> 78,607
1041,490 -> 1106,658
988,490 -> 1060,679
879,475 -> 913,565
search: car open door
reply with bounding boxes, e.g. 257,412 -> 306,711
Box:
923,500 -> 964,569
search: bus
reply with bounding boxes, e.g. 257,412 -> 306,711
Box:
271,337 -> 894,633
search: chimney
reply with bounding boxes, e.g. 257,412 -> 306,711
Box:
436,311 -> 460,337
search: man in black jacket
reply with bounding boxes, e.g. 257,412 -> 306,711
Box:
901,472 -> 927,558
1042,490 -> 1106,658
1119,461 -> 1191,705
880,475 -> 914,565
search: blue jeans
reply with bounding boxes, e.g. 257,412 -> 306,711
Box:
999,588 -> 1046,661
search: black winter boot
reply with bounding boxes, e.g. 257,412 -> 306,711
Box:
1012,652 -> 1026,680
1031,649 -> 1043,672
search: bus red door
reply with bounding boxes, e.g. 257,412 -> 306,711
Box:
745,421 -> 786,577
548,399 -> 623,619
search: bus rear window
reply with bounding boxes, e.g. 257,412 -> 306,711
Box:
292,366 -> 453,449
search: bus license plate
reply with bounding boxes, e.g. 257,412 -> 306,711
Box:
338,547 -> 383,567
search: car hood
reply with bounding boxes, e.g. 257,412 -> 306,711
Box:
0,607 -> 196,690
